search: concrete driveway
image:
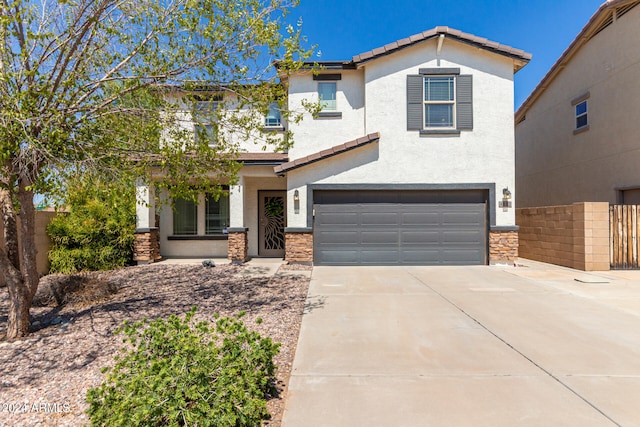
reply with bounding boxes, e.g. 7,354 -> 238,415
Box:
281,260 -> 640,426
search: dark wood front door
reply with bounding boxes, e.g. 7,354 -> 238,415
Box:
258,191 -> 286,257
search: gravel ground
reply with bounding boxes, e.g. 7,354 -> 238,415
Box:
0,263 -> 310,427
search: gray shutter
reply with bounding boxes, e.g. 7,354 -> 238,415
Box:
407,75 -> 423,130
456,75 -> 473,130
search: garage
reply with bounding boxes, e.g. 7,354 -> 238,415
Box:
313,190 -> 488,266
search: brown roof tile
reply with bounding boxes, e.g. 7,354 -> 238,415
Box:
237,152 -> 288,162
351,26 -> 531,70
273,132 -> 381,175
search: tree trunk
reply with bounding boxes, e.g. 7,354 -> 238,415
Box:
17,180 -> 39,299
0,188 -> 20,267
0,179 -> 39,340
5,275 -> 32,339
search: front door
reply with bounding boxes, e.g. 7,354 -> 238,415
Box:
258,191 -> 286,257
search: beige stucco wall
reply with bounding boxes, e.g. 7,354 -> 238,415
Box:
516,202 -> 610,271
0,211 -> 57,285
516,5 -> 640,207
286,37 -> 518,228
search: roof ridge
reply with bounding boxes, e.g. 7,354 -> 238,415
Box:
516,0 -> 640,120
350,26 -> 531,68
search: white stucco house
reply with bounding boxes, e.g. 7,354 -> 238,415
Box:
135,26 -> 531,266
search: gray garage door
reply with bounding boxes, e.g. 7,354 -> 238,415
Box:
313,190 -> 487,266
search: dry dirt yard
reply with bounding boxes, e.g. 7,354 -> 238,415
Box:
0,262 -> 311,427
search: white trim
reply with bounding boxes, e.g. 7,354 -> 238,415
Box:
423,75 -> 456,130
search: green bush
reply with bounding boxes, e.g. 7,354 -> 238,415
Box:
47,179 -> 136,273
86,308 -> 280,427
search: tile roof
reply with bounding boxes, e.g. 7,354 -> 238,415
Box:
351,26 -> 531,70
273,132 -> 381,175
516,0 -> 640,121
237,152 -> 288,163
129,151 -> 287,165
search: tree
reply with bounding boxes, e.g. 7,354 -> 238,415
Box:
0,0 -> 313,339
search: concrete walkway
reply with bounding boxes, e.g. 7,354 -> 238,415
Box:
282,260 -> 640,426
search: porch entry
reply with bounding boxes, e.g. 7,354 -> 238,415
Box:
258,190 -> 286,257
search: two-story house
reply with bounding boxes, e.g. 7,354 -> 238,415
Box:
134,26 -> 531,266
515,0 -> 640,207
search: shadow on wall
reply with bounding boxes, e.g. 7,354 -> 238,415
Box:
287,142 -> 380,189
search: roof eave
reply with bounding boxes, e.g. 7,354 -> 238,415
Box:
351,27 -> 531,69
516,0 -> 640,122
274,132 -> 381,175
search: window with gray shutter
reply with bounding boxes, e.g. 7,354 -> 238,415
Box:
406,69 -> 473,134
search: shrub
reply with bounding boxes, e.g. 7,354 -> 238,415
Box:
86,308 -> 280,427
47,178 -> 136,273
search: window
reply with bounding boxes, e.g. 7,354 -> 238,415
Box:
318,82 -> 337,111
193,93 -> 222,145
194,123 -> 215,144
575,100 -> 588,129
265,102 -> 282,128
173,198 -> 197,235
424,76 -> 455,128
205,193 -> 229,235
407,69 -> 472,134
172,190 -> 230,237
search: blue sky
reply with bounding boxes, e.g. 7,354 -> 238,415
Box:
290,0 -> 605,110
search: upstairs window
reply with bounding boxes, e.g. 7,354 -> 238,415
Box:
318,82 -> 337,111
407,68 -> 472,135
571,91 -> 590,134
265,102 -> 282,128
424,76 -> 455,128
575,100 -> 588,130
193,93 -> 222,145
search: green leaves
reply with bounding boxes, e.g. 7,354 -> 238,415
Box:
0,0 -> 314,202
86,307 -> 280,427
46,172 -> 136,273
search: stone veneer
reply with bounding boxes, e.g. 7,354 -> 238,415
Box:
489,229 -> 519,264
227,230 -> 249,263
516,202 -> 610,271
285,231 -> 313,263
133,228 -> 160,264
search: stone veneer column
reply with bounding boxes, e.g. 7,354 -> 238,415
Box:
285,229 -> 313,263
489,227 -> 519,264
134,228 -> 160,264
227,228 -> 249,263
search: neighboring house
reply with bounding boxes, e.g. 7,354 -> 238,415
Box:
515,0 -> 640,207
135,26 -> 531,266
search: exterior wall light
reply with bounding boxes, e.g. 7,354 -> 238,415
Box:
503,187 -> 511,200
499,187 -> 512,209
293,189 -> 300,214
